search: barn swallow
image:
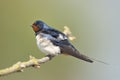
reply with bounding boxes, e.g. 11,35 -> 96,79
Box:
31,20 -> 93,63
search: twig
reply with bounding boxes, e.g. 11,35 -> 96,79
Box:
63,26 -> 76,40
0,26 -> 75,77
0,56 -> 51,76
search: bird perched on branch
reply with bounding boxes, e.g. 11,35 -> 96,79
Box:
31,20 -> 93,63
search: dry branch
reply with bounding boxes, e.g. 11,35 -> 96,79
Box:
0,56 -> 50,76
0,26 -> 75,77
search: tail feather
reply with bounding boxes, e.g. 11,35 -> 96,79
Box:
60,44 -> 108,64
56,40 -> 93,63
69,50 -> 93,63
60,44 -> 93,63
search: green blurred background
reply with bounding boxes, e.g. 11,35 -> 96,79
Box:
0,0 -> 120,80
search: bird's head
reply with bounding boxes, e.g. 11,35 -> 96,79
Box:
32,20 -> 44,33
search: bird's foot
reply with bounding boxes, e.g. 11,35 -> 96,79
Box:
45,55 -> 55,60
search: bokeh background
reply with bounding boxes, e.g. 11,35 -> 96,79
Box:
0,0 -> 120,80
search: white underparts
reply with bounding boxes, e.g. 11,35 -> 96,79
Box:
36,33 -> 61,56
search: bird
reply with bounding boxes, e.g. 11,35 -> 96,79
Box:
31,20 -> 93,63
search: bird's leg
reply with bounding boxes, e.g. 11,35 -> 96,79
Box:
45,55 -> 55,60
